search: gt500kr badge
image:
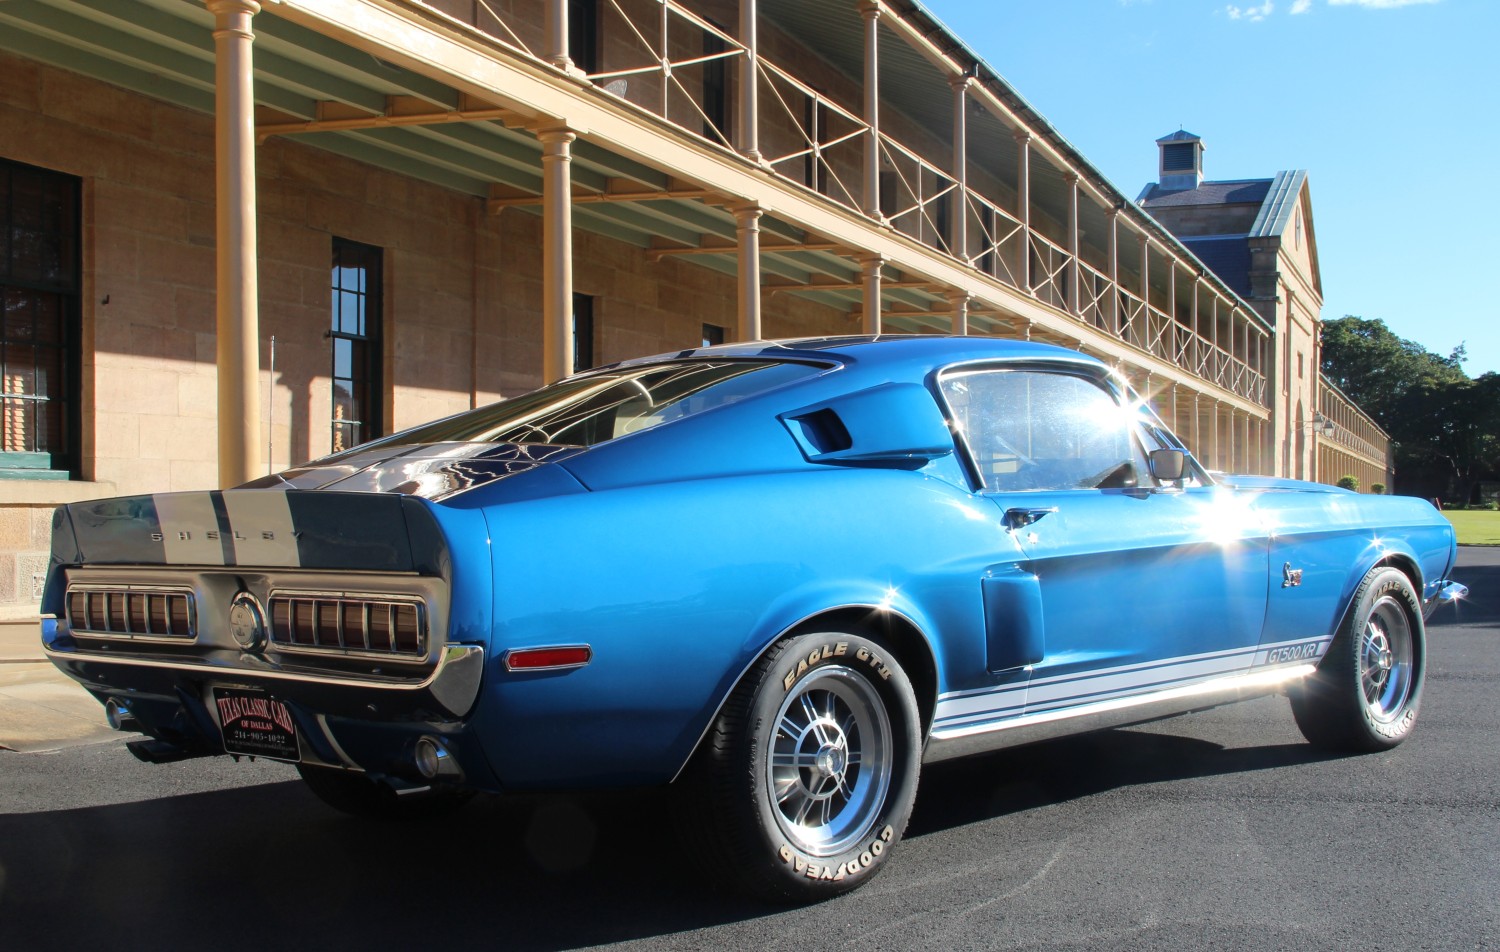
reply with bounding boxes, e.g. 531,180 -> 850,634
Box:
778,824 -> 895,881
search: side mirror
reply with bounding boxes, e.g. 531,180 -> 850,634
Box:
1148,448 -> 1187,482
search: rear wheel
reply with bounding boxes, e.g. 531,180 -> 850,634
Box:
297,764 -> 473,820
1290,566 -> 1425,752
686,630 -> 921,902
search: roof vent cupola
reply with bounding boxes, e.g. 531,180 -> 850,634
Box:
1157,129 -> 1204,192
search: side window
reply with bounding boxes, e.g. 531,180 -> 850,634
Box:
1,159 -> 79,478
330,237 -> 383,453
941,369 -> 1146,492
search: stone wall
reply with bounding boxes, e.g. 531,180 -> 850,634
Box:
0,50 -> 847,619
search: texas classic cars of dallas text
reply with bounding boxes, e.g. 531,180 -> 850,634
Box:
40,336 -> 1466,900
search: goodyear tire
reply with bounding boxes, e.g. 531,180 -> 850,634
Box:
1290,566 -> 1425,752
297,764 -> 473,820
688,630 -> 921,902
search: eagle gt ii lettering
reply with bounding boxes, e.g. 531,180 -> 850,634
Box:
39,336 -> 1467,903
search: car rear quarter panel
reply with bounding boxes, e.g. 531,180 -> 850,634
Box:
1252,489 -> 1455,646
465,467 -> 1018,789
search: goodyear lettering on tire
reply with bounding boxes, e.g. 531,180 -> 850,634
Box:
777,825 -> 895,882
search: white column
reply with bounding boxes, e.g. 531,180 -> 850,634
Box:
1167,258 -> 1176,329
545,0 -> 571,70
737,0 -> 760,162
861,2 -> 882,219
1137,236 -> 1150,347
1015,131 -> 1031,293
950,76 -> 970,263
539,125 -> 576,383
735,203 -> 763,341
1066,173 -> 1080,317
209,0 -> 262,487
1191,275 -> 1200,347
862,255 -> 884,334
948,290 -> 970,336
1107,209 -> 1119,334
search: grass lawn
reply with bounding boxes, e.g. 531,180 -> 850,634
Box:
1443,509 -> 1500,546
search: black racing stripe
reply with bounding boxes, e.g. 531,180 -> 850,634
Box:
209,491 -> 238,566
66,495 -> 169,565
284,492 -> 414,572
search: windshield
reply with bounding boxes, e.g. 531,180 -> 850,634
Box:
352,359 -> 825,452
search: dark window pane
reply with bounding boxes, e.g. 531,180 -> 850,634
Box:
329,237 -> 382,452
573,292 -> 594,372
4,288 -> 32,341
568,0 -> 598,73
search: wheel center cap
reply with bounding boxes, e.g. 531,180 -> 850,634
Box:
814,743 -> 847,779
1367,630 -> 1393,672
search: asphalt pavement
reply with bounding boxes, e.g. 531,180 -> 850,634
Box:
1,549 -> 1495,951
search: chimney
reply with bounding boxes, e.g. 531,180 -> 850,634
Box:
1156,129 -> 1204,191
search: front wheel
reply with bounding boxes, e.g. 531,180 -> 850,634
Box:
1290,566 -> 1425,752
686,630 -> 921,903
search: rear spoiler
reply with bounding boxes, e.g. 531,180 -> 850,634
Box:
51,490 -> 449,575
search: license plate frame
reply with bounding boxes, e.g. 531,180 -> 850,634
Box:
212,687 -> 301,762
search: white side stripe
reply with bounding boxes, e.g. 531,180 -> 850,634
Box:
935,637 -> 1333,727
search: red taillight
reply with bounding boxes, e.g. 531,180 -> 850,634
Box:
504,645 -> 592,671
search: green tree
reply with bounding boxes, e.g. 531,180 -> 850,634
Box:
1319,316 -> 1497,501
1320,316 -> 1466,428
1394,373 -> 1500,505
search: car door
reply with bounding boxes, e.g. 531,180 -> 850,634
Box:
939,363 -> 1271,719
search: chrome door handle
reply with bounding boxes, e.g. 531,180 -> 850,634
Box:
1005,507 -> 1057,530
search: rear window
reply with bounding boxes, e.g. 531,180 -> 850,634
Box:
361,360 -> 824,450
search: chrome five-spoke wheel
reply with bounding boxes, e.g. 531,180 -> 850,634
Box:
1360,595 -> 1414,723
1291,566 -> 1425,753
767,666 -> 892,857
688,629 -> 920,902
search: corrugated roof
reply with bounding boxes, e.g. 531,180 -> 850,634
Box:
1138,178 -> 1273,208
1249,170 -> 1307,238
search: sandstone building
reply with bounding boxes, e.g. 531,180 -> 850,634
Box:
0,0 -> 1378,624
1138,130 -> 1390,492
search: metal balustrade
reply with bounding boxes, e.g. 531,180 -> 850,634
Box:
414,0 -> 1272,409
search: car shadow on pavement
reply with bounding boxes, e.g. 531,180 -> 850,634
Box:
905,727 -> 1340,839
0,777 -> 773,951
0,726 -> 1344,952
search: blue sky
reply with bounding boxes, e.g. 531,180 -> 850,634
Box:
919,0 -> 1498,377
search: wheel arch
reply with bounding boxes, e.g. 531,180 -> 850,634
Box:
1371,551 -> 1424,596
670,602 -> 940,783
783,605 -> 939,740
1324,549 -> 1427,649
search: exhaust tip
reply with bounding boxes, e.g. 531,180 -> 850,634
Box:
104,698 -> 139,732
413,735 -> 458,780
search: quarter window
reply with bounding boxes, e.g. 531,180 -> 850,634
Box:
330,237 -> 382,453
940,369 -> 1146,492
1,159 -> 78,478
